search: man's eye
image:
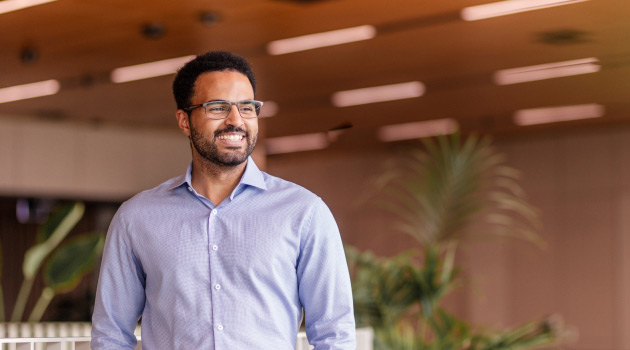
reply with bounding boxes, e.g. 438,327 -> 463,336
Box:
208,105 -> 229,113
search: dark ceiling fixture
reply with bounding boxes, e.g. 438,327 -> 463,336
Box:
199,11 -> 220,26
79,74 -> 96,88
537,28 -> 590,45
329,122 -> 353,131
20,46 -> 39,64
142,22 -> 166,39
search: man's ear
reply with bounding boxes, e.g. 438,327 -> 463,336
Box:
176,110 -> 191,137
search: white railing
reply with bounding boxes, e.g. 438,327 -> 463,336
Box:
0,323 -> 372,350
0,323 -> 98,350
296,327 -> 373,350
0,337 -> 91,350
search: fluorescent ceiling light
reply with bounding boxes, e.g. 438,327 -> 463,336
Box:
378,119 -> 459,142
514,103 -> 604,125
332,81 -> 425,107
111,55 -> 196,83
495,58 -> 600,85
0,79 -> 60,104
266,133 -> 328,155
0,0 -> 58,14
259,101 -> 278,118
461,0 -> 588,21
267,25 -> 376,55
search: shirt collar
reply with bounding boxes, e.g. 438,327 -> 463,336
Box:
170,156 -> 267,192
238,156 -> 267,191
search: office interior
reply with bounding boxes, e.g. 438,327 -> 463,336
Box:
1,0 -> 629,349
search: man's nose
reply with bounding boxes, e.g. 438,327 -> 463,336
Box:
224,105 -> 243,126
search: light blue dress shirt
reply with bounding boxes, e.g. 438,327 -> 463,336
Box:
91,157 -> 356,350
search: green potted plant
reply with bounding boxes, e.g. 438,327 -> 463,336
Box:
347,133 -> 565,350
1,201 -> 104,322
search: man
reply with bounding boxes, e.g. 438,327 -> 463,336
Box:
91,51 -> 356,349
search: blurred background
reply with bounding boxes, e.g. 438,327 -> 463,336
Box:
0,0 -> 629,349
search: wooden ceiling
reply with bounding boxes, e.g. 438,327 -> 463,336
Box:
1,0 -> 629,141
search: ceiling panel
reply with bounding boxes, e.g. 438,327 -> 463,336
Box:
0,0 -> 628,141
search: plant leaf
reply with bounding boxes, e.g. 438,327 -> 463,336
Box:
23,202 -> 85,279
43,232 -> 104,293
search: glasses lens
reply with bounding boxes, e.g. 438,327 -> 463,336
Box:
204,101 -> 231,119
237,101 -> 261,118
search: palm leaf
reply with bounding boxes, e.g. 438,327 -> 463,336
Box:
377,133 -> 543,247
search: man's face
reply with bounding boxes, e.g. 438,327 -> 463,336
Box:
182,71 -> 258,167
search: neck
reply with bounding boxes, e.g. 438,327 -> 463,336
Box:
190,155 -> 248,206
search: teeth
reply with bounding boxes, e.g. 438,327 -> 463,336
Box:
218,134 -> 244,141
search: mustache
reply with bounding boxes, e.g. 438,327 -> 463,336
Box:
214,125 -> 248,138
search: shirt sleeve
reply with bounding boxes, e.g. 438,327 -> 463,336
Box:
297,198 -> 356,350
91,206 -> 146,350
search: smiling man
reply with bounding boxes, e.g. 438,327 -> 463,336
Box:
91,51 -> 356,350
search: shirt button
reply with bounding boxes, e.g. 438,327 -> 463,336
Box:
215,284 -> 221,290
217,324 -> 224,331
212,245 -> 218,251
187,186 -> 192,192
212,209 -> 218,215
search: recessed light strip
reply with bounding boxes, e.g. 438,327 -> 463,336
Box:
111,55 -> 196,83
514,103 -> 604,125
267,25 -> 376,55
378,119 -> 459,142
266,133 -> 328,155
494,58 -> 600,85
332,81 -> 425,107
461,0 -> 588,21
0,0 -> 58,15
0,80 -> 60,104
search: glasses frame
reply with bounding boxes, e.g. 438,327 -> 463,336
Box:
183,99 -> 264,120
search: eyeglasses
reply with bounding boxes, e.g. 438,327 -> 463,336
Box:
183,100 -> 263,120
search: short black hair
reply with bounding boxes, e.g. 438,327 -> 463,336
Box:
172,51 -> 257,112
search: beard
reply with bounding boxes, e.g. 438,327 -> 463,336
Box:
189,122 -> 257,167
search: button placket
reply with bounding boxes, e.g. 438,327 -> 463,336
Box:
209,207 -> 224,336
